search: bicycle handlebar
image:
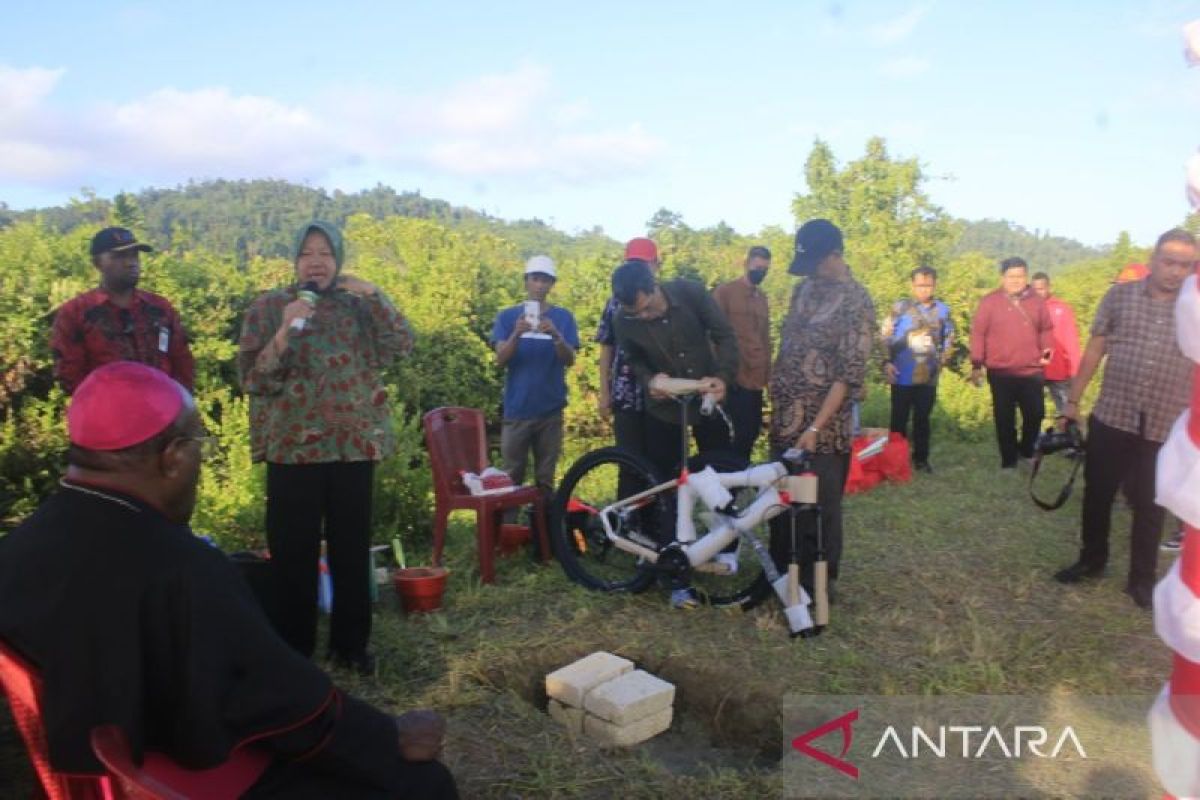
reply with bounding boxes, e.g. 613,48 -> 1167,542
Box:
648,376 -> 719,396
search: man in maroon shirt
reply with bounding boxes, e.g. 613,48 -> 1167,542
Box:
969,257 -> 1054,469
50,227 -> 194,393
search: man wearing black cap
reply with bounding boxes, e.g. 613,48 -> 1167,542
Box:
50,226 -> 194,393
769,219 -> 876,598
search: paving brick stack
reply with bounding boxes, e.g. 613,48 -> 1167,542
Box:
545,651 -> 675,746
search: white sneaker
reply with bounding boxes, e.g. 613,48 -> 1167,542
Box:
696,552 -> 739,575
716,552 -> 739,574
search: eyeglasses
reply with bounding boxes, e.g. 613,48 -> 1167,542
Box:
620,294 -> 661,321
175,435 -> 219,460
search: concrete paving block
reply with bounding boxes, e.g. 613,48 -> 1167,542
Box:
583,706 -> 673,747
583,669 -> 675,726
545,651 -> 633,708
548,699 -> 584,735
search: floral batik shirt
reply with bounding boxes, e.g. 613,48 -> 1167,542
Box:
769,273 -> 876,455
237,285 -> 414,464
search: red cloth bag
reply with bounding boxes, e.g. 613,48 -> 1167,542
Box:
877,432 -> 913,483
845,436 -> 883,494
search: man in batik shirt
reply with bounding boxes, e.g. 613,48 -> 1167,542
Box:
769,219 -> 875,599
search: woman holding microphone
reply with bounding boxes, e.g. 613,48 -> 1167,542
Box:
238,221 -> 413,674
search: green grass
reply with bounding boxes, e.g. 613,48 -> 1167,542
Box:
1,437 -> 1172,797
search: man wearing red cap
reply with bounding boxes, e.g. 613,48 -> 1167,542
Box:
595,237 -> 660,458
0,362 -> 458,798
50,227 -> 194,393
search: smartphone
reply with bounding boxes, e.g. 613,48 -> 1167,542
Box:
523,301 -> 540,329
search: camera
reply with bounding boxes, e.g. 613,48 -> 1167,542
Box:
1029,420 -> 1085,511
1035,420 -> 1084,457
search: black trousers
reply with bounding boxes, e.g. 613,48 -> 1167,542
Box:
612,408 -> 647,458
1078,416 -> 1166,591
986,373 -> 1044,467
725,384 -> 764,462
642,411 -> 732,483
266,461 -> 374,659
768,452 -> 852,589
889,384 -> 937,464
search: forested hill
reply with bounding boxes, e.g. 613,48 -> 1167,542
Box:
2,179 -> 610,262
1,179 -> 1106,270
952,218 -> 1107,272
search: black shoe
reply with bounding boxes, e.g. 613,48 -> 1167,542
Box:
331,650 -> 377,677
1125,583 -> 1153,610
1053,562 -> 1105,584
913,461 -> 933,474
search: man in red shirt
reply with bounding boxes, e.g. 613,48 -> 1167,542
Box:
1030,272 -> 1081,416
50,227 -> 194,393
969,257 -> 1054,469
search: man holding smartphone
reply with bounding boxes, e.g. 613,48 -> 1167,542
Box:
492,256 -> 579,495
969,257 -> 1054,469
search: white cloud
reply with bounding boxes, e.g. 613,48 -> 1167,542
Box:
868,2 -> 932,45
100,88 -> 332,176
879,56 -> 930,79
0,62 -> 664,190
0,65 -> 63,119
432,63 -> 550,135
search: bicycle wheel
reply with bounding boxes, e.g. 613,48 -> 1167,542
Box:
685,451 -> 773,609
551,447 -> 662,594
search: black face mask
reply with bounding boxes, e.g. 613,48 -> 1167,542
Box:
747,269 -> 768,286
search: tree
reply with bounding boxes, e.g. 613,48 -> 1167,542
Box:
646,208 -> 688,236
111,192 -> 145,231
792,138 -> 958,303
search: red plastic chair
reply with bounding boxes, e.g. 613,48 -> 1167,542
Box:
0,638 -> 113,799
423,407 -> 550,584
90,725 -> 269,800
0,637 -> 270,800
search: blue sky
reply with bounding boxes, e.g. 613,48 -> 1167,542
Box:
3,0 -> 1199,248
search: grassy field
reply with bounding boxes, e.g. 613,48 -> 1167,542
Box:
1,437 -> 1172,798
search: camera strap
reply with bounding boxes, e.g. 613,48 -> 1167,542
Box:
1028,452 -> 1084,511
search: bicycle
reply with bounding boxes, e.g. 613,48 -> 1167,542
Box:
551,377 -> 830,638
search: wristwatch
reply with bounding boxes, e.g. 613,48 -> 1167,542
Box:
806,425 -> 820,434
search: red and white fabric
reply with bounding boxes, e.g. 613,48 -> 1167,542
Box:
1151,272 -> 1200,799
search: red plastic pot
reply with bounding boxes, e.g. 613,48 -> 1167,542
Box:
392,567 -> 449,613
497,523 -> 531,556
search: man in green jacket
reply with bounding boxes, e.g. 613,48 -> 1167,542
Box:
611,259 -> 740,608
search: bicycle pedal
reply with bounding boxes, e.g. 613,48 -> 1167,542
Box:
694,560 -> 733,575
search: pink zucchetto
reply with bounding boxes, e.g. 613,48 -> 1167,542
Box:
67,362 -> 186,450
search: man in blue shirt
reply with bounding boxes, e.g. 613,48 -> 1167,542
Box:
491,256 -> 580,492
882,266 -> 955,472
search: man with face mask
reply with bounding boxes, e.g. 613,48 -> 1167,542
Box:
712,246 -> 772,460
51,227 -> 194,393
238,221 -> 414,675
0,363 -> 458,799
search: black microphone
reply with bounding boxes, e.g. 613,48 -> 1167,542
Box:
290,281 -> 320,332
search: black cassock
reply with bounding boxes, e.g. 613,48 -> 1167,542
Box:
0,486 -> 455,799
